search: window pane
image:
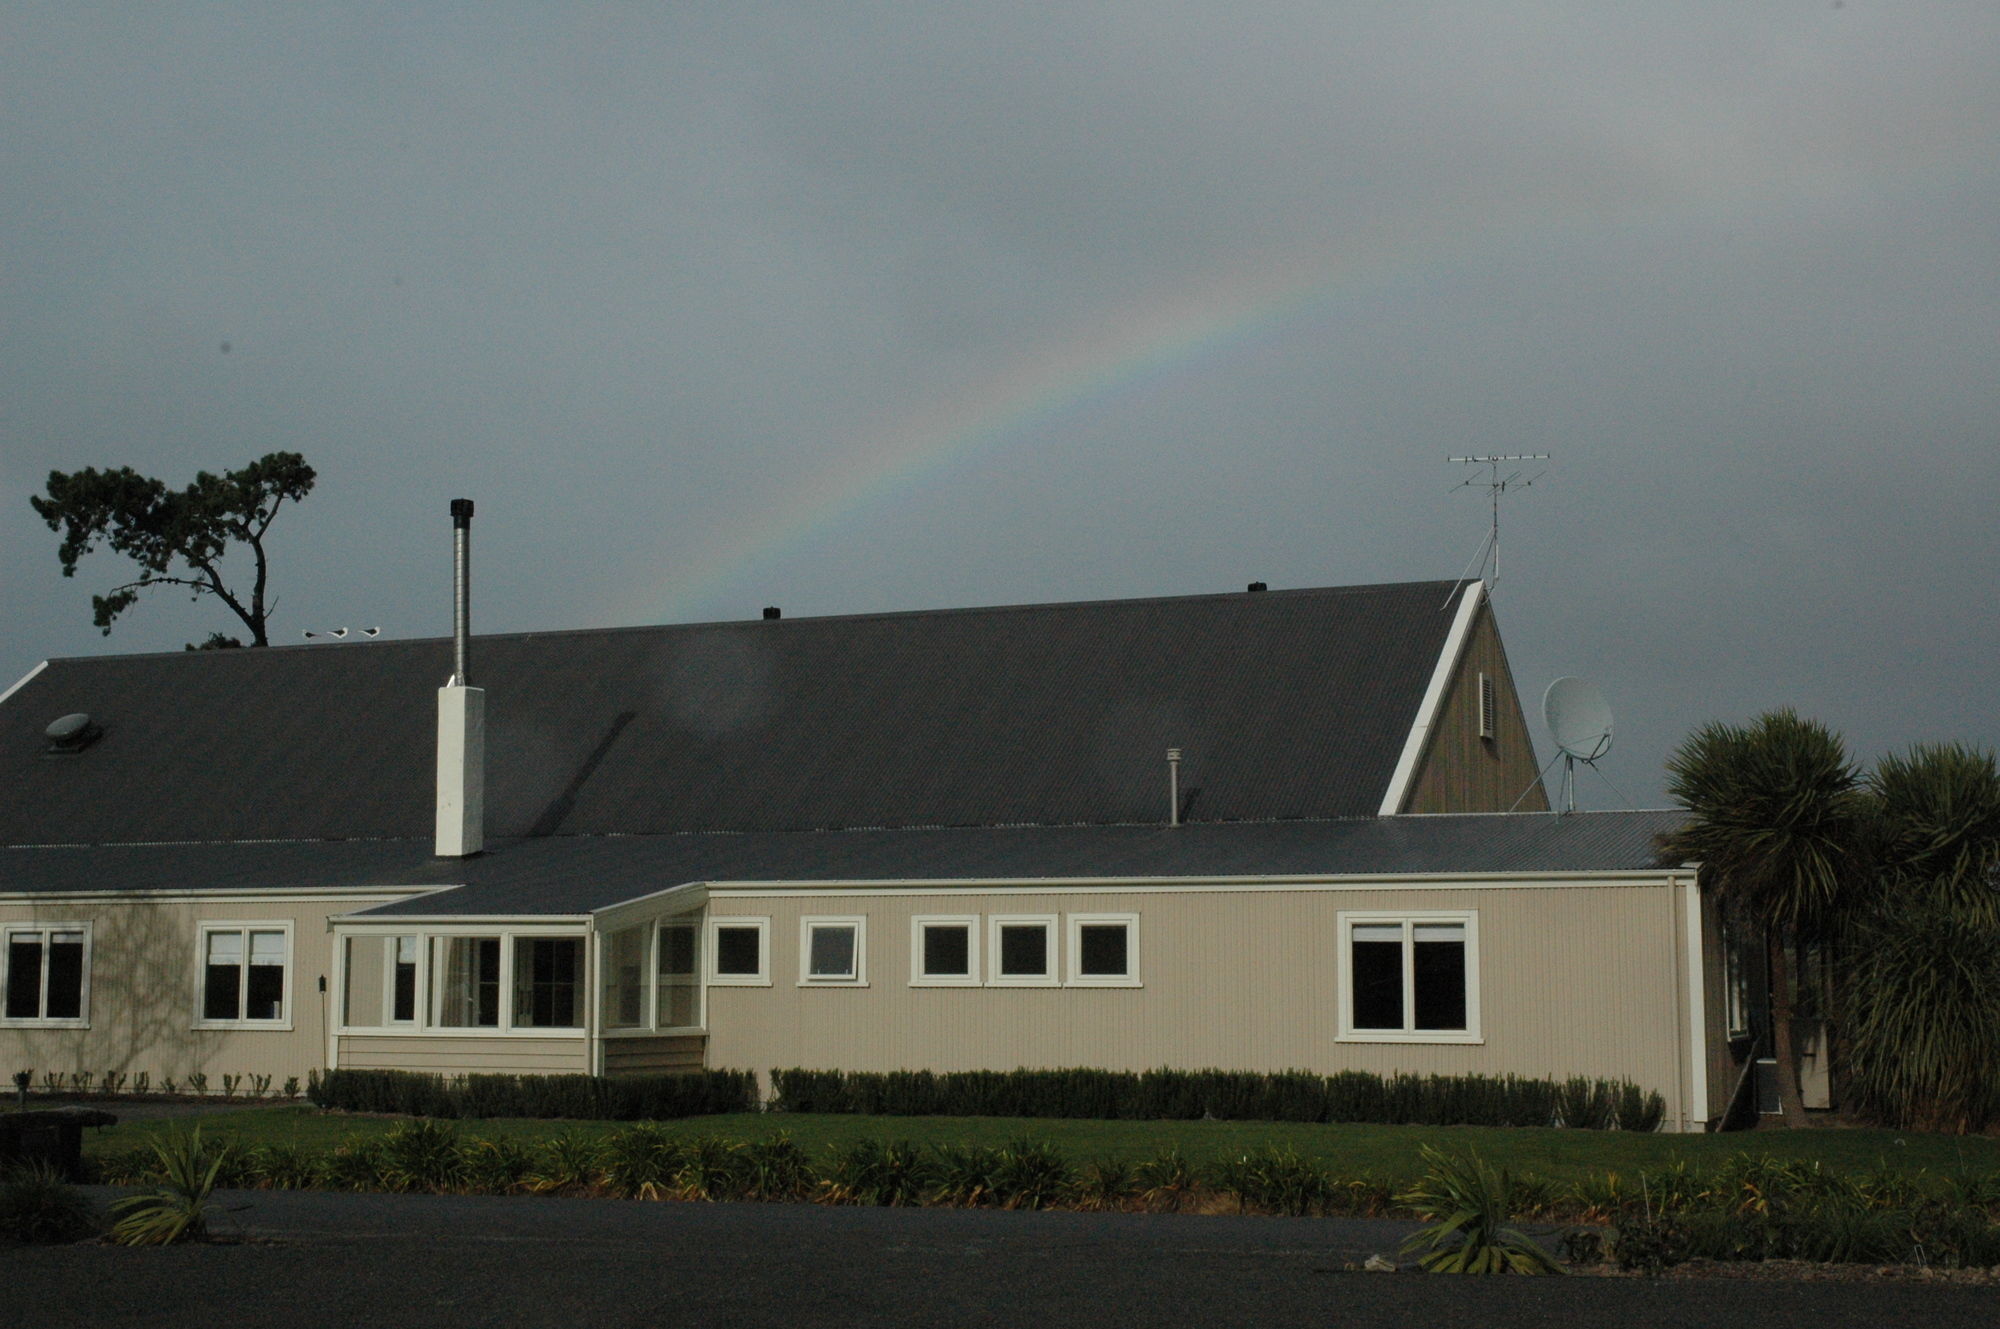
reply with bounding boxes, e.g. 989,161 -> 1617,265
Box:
921,924 -> 970,977
392,937 -> 418,1023
998,924 -> 1048,977
6,937 -> 43,1019
714,925 -> 761,976
436,937 -> 501,1027
1352,923 -> 1402,943
245,931 -> 286,1020
1077,924 -> 1129,977
1413,935 -> 1468,1031
514,938 -> 581,1028
807,925 -> 857,979
604,926 -> 647,1029
658,921 -> 697,978
344,937 -> 386,1027
204,931 -> 243,1021
1350,938 -> 1403,1030
45,935 -> 83,1020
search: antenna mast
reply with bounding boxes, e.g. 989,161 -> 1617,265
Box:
1448,454 -> 1548,588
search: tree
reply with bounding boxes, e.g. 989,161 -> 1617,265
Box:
29,452 -> 316,649
1660,710 -> 1867,1128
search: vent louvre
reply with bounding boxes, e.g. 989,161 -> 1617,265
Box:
1477,673 -> 1497,741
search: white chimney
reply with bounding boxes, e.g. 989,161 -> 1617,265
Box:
435,498 -> 485,857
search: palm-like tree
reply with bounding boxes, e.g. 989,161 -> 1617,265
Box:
1869,742 -> 2000,924
1661,710 -> 1866,1128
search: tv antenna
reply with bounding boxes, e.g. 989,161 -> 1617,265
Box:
1541,676 -> 1614,814
1447,454 -> 1548,591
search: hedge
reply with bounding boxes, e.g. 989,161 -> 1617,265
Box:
768,1067 -> 1666,1130
307,1068 -> 757,1120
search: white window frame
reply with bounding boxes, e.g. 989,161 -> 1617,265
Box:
909,914 -> 981,987
987,914 -> 1059,987
2,923 -> 92,1028
1337,909 -> 1481,1044
653,913 -> 705,1032
331,925 -> 589,1038
1066,912 -> 1141,987
334,933 -> 422,1033
707,915 -> 771,987
194,921 -> 295,1031
798,915 -> 868,987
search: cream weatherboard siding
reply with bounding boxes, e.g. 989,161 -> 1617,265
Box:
0,893 -> 404,1088
703,876 -> 1714,1130
334,1034 -> 589,1075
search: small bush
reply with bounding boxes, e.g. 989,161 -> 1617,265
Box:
0,1163 -> 102,1244
1215,1147 -> 1331,1217
821,1139 -> 931,1207
109,1129 -> 229,1246
1398,1147 -> 1564,1274
308,1068 -> 757,1120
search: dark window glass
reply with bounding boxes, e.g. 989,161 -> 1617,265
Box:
807,925 -> 857,979
714,926 -> 762,976
1077,924 -> 1129,977
392,938 -> 417,1023
998,924 -> 1048,977
659,923 -> 697,976
6,939 -> 43,1019
44,934 -> 83,1021
203,931 -> 243,1021
516,937 -> 581,1028
1413,931 -> 1467,1031
1350,932 -> 1403,1030
245,931 -> 286,1021
922,924 -> 970,977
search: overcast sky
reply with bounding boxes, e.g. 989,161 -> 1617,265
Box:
5,3 -> 1997,809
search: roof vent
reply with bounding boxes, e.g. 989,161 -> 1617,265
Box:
763,606 -> 781,620
44,713 -> 102,754
1246,582 -> 1267,593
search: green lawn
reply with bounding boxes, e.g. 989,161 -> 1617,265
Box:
82,1107 -> 2000,1187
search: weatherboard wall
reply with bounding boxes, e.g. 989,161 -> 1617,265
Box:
1402,604 -> 1550,814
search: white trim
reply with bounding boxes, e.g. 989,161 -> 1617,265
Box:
1377,580 -> 1485,815
336,913 -> 592,927
707,916 -> 770,987
719,870 -> 1674,898
1336,909 -> 1482,1044
909,914 -> 981,986
798,915 -> 868,986
0,888 -> 427,906
0,660 -> 50,710
987,914 -> 1059,986
192,920 -> 296,1031
0,921 -> 92,1028
1065,912 -> 1141,987
1682,876 -> 1710,1128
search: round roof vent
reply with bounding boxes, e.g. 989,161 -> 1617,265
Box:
44,713 -> 102,753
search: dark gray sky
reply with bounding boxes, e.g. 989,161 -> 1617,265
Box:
6,4 -> 1997,808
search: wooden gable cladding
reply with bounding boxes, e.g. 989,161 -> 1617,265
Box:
1401,604 -> 1549,814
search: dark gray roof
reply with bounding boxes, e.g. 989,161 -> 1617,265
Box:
2,581 -> 1468,846
0,812 -> 1691,917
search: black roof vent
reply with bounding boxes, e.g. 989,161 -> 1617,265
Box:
763,606 -> 781,620
1247,582 -> 1267,593
44,713 -> 102,755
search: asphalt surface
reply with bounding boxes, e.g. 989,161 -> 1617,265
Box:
5,1189 -> 1996,1328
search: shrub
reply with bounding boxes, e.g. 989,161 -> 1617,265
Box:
821,1139 -> 931,1207
990,1139 -> 1074,1210
1842,907 -> 2000,1133
601,1123 -> 683,1200
1398,1147 -> 1564,1275
307,1068 -> 757,1120
740,1134 -> 815,1202
1215,1147 -> 1331,1217
0,1163 -> 102,1244
376,1119 -> 466,1193
108,1128 -> 229,1246
1134,1148 -> 1201,1213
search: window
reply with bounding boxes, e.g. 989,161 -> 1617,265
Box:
603,926 -> 648,1029
799,917 -> 866,986
4,925 -> 88,1025
1339,912 -> 1480,1043
988,915 -> 1057,986
658,915 -> 701,1027
513,937 -> 582,1028
434,936 -> 502,1028
708,917 -> 770,986
910,915 -> 979,986
341,935 -> 419,1028
198,925 -> 290,1026
1066,913 -> 1140,986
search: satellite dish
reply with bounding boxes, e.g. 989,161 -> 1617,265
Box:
1544,677 -> 1613,761
1542,677 -> 1613,813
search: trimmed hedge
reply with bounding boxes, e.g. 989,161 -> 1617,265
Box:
768,1067 -> 1666,1131
307,1068 -> 757,1121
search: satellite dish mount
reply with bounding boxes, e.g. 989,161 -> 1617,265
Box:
1541,676 -> 1614,814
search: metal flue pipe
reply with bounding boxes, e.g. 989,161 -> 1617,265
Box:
1168,748 -> 1182,827
450,498 -> 474,686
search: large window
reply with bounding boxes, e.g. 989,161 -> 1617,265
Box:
1339,912 -> 1480,1043
799,916 -> 866,986
342,935 -> 418,1028
603,926 -> 648,1029
658,916 -> 701,1027
1066,913 -> 1140,987
199,924 -> 290,1026
988,915 -> 1058,986
433,936 -> 502,1028
4,925 -> 88,1025
708,917 -> 769,987
909,915 -> 979,986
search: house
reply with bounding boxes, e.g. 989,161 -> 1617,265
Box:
0,529 -> 1724,1128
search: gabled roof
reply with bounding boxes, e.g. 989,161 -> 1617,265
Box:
0,811 -> 1691,917
1,580 -> 1472,847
